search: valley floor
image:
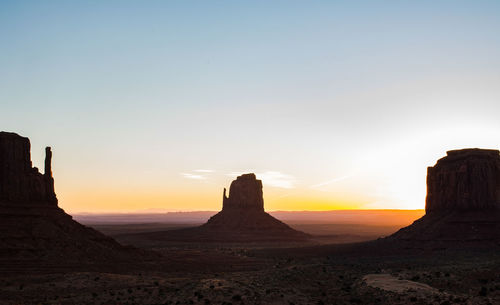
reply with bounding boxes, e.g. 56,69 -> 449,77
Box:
1,221 -> 499,305
0,242 -> 499,305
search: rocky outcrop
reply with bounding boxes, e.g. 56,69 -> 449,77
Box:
0,132 -> 156,267
222,173 -> 264,211
201,173 -> 308,240
426,149 -> 500,213
0,132 -> 56,204
127,173 -> 310,243
391,148 -> 500,243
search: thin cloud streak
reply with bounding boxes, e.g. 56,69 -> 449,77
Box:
181,173 -> 206,180
310,175 -> 353,189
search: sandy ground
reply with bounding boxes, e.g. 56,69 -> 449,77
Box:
363,273 -> 439,294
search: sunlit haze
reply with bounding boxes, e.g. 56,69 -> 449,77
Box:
2,1 -> 500,213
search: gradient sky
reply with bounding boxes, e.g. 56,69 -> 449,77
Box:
2,1 -> 500,213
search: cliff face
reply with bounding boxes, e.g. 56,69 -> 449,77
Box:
391,148 -> 500,242
0,131 -> 154,266
222,173 -> 264,211
0,132 -> 57,204
426,148 -> 500,213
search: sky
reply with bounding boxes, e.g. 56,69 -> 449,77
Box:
1,1 -> 500,213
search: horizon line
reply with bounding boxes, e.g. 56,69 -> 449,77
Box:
71,208 -> 425,215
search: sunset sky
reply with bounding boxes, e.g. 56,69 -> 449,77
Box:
2,1 -> 500,213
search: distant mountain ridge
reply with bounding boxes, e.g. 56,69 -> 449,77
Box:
74,209 -> 425,226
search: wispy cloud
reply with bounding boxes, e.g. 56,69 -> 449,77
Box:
310,175 -> 353,189
181,169 -> 215,180
181,173 -> 207,180
226,171 -> 296,189
258,171 -> 296,189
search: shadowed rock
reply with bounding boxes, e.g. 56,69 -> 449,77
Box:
201,173 -> 306,237
222,173 -> 264,211
0,132 -> 56,204
391,148 -> 500,242
0,132 -> 156,268
426,148 -> 500,213
124,173 -> 309,243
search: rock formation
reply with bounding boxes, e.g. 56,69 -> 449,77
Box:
0,132 -> 56,204
222,174 -> 264,211
391,148 -> 500,242
125,173 -> 309,243
0,132 -> 154,268
426,148 -> 500,212
201,173 -> 306,237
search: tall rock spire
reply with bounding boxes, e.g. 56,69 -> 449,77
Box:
44,146 -> 52,177
44,146 -> 56,203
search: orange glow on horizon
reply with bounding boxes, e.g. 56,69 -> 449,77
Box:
59,185 -> 376,214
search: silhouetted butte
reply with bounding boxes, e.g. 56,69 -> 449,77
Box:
0,132 -> 152,270
128,173 -> 309,243
391,148 -> 500,242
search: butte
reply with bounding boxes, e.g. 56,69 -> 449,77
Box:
390,148 -> 500,243
128,173 -> 309,243
0,132 -> 153,270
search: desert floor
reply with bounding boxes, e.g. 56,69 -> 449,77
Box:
0,222 -> 498,305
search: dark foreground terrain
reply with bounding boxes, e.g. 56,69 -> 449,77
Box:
1,222 -> 499,305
